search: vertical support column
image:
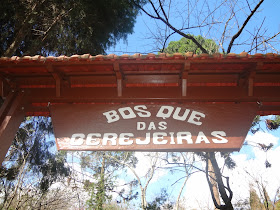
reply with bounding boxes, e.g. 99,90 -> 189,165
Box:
0,78 -> 3,99
182,72 -> 188,97
47,65 -> 61,97
52,73 -> 61,97
182,62 -> 190,97
0,90 -> 25,166
248,62 -> 262,97
0,77 -> 12,99
114,63 -> 122,97
238,68 -> 256,97
248,71 -> 256,97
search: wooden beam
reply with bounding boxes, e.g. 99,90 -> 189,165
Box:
0,90 -> 25,165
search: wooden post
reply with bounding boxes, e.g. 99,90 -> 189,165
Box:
182,62 -> 190,97
114,63 -> 122,97
0,90 -> 25,166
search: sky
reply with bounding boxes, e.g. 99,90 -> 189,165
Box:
2,1 -> 280,209
103,0 -> 280,209
45,0 -> 280,209
38,120 -> 280,209
115,120 -> 280,209
106,0 -> 280,55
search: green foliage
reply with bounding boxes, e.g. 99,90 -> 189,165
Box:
0,0 -> 146,56
251,115 -> 261,134
276,199 -> 280,210
146,188 -> 173,210
81,151 -> 138,209
250,185 -> 264,210
220,152 -> 236,169
0,117 -> 70,208
249,183 -> 280,210
163,35 -> 219,55
86,178 -> 109,210
266,116 -> 280,131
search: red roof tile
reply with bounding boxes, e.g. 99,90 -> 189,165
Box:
1,52 -> 280,64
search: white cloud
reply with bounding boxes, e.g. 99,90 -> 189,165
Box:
182,131 -> 280,209
184,171 -> 215,209
245,131 -> 279,146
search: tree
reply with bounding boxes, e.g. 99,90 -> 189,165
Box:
133,0 -> 279,54
163,35 -> 219,54
107,152 -> 166,210
131,1 -> 280,209
246,170 -> 280,210
0,0 -> 146,57
0,1 -> 145,208
205,152 -> 234,210
249,184 -> 265,210
146,188 -> 174,210
158,35 -> 235,209
78,151 -> 138,209
0,117 -> 70,209
161,152 -> 197,210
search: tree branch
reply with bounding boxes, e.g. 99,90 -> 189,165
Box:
161,22 -> 222,52
133,0 -> 208,54
227,0 -> 264,53
3,0 -> 46,57
159,0 -> 168,21
42,8 -> 72,42
220,12 -> 235,54
248,31 -> 280,53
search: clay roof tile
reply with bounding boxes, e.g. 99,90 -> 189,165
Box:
0,53 -> 280,63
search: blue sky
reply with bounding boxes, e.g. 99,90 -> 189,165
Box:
103,1 -> 280,208
107,0 -> 280,55
48,1 -> 280,208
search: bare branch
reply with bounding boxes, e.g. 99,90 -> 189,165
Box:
200,0 -> 227,26
134,1 -> 159,19
248,31 -> 280,53
159,0 -> 168,21
266,42 -> 279,53
227,0 -> 265,53
149,0 -> 161,18
220,12 -> 235,54
133,0 -> 208,54
160,22 -> 221,52
246,0 -> 252,12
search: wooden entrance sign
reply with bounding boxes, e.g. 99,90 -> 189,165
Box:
51,103 -> 258,152
1,52 -> 280,163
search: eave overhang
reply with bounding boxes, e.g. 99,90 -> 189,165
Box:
0,52 -> 280,116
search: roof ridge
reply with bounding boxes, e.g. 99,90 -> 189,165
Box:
1,52 -> 280,63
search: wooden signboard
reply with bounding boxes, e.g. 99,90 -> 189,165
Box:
51,103 -> 258,152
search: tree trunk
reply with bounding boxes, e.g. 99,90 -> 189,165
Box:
96,154 -> 106,210
3,1 -> 44,57
209,152 -> 234,210
208,158 -> 221,209
141,188 -> 147,210
4,22 -> 32,57
176,175 -> 188,210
